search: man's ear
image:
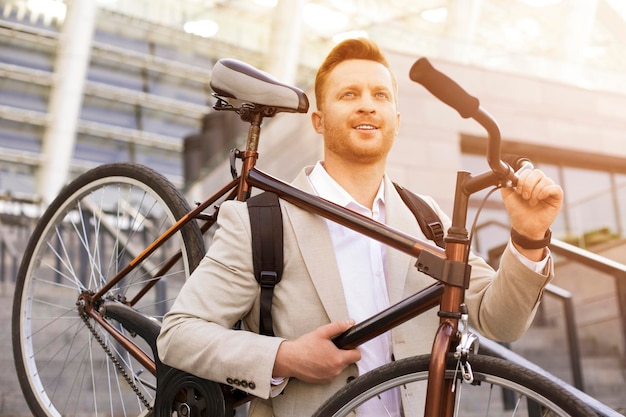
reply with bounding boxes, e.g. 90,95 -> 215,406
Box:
311,110 -> 323,134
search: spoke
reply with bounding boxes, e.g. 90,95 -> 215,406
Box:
45,232 -> 85,291
57,328 -> 92,414
485,383 -> 493,416
30,297 -> 76,319
33,275 -> 86,292
72,200 -> 105,291
31,316 -> 86,374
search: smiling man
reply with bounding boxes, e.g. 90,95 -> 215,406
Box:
158,38 -> 563,417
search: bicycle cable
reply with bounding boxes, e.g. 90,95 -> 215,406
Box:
466,185 -> 503,256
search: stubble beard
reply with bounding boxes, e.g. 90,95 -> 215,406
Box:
323,123 -> 395,165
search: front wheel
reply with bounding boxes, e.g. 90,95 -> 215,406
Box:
312,353 -> 597,417
13,163 -> 205,417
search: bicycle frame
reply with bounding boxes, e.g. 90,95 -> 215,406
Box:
78,58 -> 518,417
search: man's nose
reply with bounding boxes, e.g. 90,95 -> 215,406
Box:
357,95 -> 376,113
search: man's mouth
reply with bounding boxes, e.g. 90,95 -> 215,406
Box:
354,124 -> 377,130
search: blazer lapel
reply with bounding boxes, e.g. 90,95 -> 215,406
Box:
284,169 -> 350,323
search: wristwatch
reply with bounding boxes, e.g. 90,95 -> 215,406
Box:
510,228 -> 552,250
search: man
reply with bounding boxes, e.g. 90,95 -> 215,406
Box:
158,38 -> 562,417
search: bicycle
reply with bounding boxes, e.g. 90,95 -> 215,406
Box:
12,55 -> 598,417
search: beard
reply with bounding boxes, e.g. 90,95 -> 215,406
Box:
323,122 -> 396,165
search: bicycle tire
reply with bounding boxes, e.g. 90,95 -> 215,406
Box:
12,162 -> 206,417
312,353 -> 597,417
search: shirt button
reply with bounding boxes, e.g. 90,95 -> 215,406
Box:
346,376 -> 356,383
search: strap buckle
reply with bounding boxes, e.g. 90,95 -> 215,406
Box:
259,271 -> 278,288
427,222 -> 444,242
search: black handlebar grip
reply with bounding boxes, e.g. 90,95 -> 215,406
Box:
409,58 -> 480,119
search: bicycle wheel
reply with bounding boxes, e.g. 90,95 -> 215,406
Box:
13,162 -> 206,417
312,353 -> 597,417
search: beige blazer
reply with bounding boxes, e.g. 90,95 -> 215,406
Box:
158,167 -> 553,417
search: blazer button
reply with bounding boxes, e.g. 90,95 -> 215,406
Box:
226,378 -> 234,385
249,382 -> 256,390
346,376 -> 356,383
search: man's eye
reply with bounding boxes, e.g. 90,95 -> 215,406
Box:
342,92 -> 355,98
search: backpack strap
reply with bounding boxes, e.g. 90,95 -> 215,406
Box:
393,183 -> 446,249
247,192 -> 283,337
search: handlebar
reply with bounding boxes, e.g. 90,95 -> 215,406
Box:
409,58 -> 479,119
409,58 -> 523,190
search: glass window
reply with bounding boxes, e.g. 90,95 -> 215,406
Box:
562,167 -> 615,238
80,96 -> 139,129
147,72 -> 209,105
0,78 -> 49,112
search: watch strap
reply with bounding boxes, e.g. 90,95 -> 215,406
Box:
511,228 -> 551,250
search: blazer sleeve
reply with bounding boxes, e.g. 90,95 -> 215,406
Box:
420,195 -> 553,343
465,243 -> 553,342
157,200 -> 284,399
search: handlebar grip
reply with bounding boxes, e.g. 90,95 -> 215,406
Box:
502,154 -> 534,172
501,154 -> 534,187
409,58 -> 479,119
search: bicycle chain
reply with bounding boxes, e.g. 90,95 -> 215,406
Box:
79,306 -> 153,411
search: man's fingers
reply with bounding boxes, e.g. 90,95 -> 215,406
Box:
318,320 -> 356,339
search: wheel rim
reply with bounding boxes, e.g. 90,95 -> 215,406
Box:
319,356 -> 586,417
335,371 -> 570,416
15,172 -> 201,417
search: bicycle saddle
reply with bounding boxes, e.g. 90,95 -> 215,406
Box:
210,58 -> 309,114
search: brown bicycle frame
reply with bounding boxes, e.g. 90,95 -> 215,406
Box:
80,76 -> 513,416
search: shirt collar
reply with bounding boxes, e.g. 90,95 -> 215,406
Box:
307,161 -> 386,218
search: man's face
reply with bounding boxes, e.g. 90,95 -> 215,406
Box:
312,59 -> 400,166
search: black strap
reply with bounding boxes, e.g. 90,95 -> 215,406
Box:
393,183 -> 445,249
247,192 -> 283,336
246,185 -> 443,337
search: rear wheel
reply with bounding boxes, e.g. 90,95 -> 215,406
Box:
312,353 -> 597,417
13,163 -> 205,417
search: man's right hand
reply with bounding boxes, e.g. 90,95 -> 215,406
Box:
272,320 -> 361,384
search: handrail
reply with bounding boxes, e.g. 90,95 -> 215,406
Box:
479,337 -> 623,417
481,225 -> 626,396
548,238 -> 626,358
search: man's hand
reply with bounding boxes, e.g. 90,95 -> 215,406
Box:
272,320 -> 361,384
501,168 -> 563,259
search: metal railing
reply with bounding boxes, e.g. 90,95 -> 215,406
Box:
479,220 -> 626,394
549,238 -> 626,356
480,337 -> 624,417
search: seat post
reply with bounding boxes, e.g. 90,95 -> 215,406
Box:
237,111 -> 263,201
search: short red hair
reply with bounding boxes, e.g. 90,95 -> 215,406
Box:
314,38 -> 398,110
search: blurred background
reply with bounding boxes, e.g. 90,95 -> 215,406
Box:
1,0 -> 625,415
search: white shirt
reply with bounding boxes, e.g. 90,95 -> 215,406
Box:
308,162 -> 400,416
